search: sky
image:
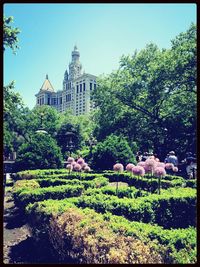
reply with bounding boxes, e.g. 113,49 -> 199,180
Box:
4,3 -> 196,109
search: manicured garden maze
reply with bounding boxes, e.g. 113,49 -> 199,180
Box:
12,169 -> 197,264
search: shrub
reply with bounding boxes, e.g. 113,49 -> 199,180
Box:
14,184 -> 84,207
48,208 -> 164,263
84,185 -> 148,198
13,179 -> 40,194
91,134 -> 136,170
26,200 -> 196,263
15,134 -> 63,171
103,172 -> 186,191
73,188 -> 196,228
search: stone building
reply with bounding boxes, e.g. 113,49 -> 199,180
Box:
35,46 -> 97,115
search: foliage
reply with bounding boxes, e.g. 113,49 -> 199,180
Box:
26,199 -> 196,263
92,24 -> 196,159
73,187 -> 196,228
14,168 -> 69,180
13,184 -> 84,207
103,171 -> 185,191
57,113 -> 96,156
3,16 -> 29,157
84,185 -> 148,198
13,179 -> 40,195
91,134 -> 136,170
13,167 -> 196,264
3,16 -> 20,53
24,105 -> 61,138
28,204 -> 164,263
3,82 -> 28,156
14,133 -> 63,171
56,122 -> 82,156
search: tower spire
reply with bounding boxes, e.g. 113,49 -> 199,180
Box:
46,74 -> 48,79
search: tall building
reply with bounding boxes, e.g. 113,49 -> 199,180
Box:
35,46 -> 97,115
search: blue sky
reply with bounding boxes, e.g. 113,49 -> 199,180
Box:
4,3 -> 196,109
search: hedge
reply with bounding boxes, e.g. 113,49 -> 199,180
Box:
13,184 -> 84,207
26,199 -> 196,263
40,176 -> 109,190
103,172 -> 186,191
13,176 -> 109,208
70,187 -> 196,228
84,185 -> 149,198
14,170 -> 103,181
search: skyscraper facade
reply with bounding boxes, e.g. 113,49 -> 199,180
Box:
35,46 -> 97,115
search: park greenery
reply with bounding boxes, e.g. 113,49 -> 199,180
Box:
12,168 -> 196,263
4,15 -> 197,264
3,15 -> 196,171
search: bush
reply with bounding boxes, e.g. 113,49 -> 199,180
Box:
91,134 -> 136,170
103,172 -> 186,192
27,203 -> 164,263
14,184 -> 84,207
15,134 -> 63,171
73,188 -> 196,228
13,179 -> 40,195
26,200 -> 196,263
84,185 -> 148,198
14,169 -> 68,180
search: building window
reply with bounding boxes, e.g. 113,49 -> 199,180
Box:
80,84 -> 82,93
66,94 -> 71,102
77,85 -> 79,94
83,83 -> 86,91
37,99 -> 39,104
48,98 -> 50,105
94,83 -> 96,90
60,97 -> 62,104
90,83 -> 92,90
54,98 -> 57,105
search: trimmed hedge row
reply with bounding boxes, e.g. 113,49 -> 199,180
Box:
103,172 -> 186,191
14,169 -> 69,180
36,176 -> 109,189
26,199 -> 196,263
13,184 -> 84,207
14,170 -> 193,192
14,170 -> 103,182
70,187 -> 196,228
12,176 -> 110,208
84,185 -> 149,198
14,177 -> 196,229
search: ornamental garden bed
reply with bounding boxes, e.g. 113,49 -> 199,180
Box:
11,169 -> 197,264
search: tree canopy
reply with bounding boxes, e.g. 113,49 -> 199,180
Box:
3,16 -> 20,53
92,23 -> 196,159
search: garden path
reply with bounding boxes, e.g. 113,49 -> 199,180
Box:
3,175 -> 66,264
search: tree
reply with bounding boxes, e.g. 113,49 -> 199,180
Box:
3,16 -> 24,157
3,16 -> 20,53
92,24 -> 196,159
91,134 -> 136,170
3,81 -> 28,157
24,105 -> 62,139
14,133 -> 63,171
56,123 -> 81,157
